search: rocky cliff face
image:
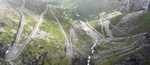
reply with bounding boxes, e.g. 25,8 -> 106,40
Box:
118,0 -> 150,13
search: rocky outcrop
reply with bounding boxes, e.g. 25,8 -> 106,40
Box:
119,0 -> 150,12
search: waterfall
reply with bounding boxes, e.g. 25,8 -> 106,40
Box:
72,20 -> 103,65
69,11 -> 122,65
1,0 -> 150,65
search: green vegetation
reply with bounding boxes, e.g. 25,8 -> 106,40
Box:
0,0 -> 150,65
